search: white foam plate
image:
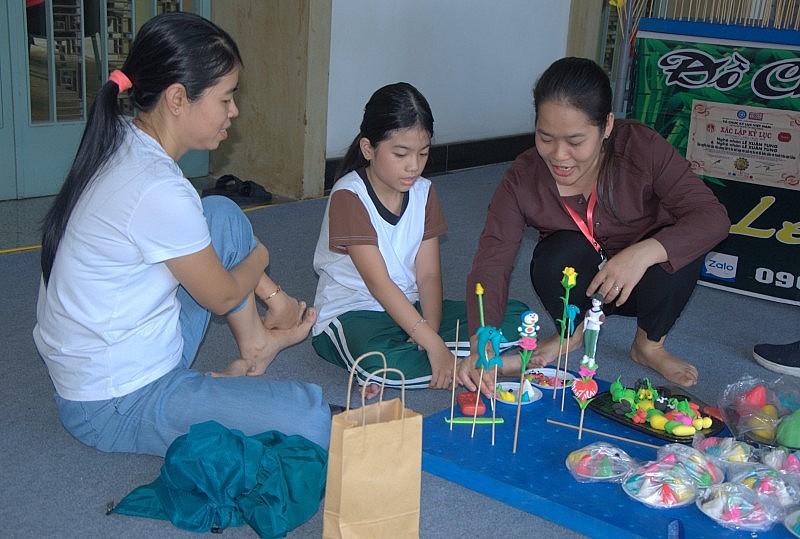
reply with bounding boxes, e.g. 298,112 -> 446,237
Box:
494,381 -> 542,406
523,367 -> 576,390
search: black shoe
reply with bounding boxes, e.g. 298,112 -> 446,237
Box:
753,340 -> 800,377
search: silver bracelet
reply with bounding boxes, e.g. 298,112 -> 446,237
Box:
410,318 -> 428,342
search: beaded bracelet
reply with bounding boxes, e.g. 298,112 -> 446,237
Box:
410,318 -> 428,342
264,285 -> 281,301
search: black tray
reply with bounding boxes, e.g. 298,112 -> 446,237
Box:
587,390 -> 726,444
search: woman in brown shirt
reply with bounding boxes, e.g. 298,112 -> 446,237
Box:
457,57 -> 730,393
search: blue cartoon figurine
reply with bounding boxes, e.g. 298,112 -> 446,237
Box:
517,310 -> 540,339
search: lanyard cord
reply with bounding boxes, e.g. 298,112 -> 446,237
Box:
560,183 -> 606,260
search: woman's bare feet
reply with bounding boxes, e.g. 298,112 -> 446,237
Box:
261,288 -> 308,330
211,358 -> 258,378
630,328 -> 698,387
219,306 -> 317,377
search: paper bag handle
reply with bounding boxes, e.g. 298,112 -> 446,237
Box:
345,351 -> 388,411
361,367 -> 406,417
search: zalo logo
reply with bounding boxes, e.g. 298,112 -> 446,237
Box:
702,252 -> 738,282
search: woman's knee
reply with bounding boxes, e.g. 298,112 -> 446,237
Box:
202,195 -> 257,268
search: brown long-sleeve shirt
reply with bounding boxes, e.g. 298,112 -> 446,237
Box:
466,120 -> 730,335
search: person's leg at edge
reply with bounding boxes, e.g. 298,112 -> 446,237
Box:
624,256 -> 704,387
529,230 -> 602,368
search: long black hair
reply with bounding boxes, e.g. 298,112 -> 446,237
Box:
336,82 -> 434,181
533,57 -> 632,220
40,12 -> 242,284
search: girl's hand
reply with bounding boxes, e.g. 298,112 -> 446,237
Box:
427,345 -> 455,389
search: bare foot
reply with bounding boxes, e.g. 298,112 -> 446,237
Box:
359,382 -> 380,400
630,328 -> 698,387
211,358 -> 257,378
237,306 -> 318,376
261,289 -> 307,330
527,331 -> 583,370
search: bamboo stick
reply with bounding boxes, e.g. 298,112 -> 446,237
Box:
546,419 -> 662,449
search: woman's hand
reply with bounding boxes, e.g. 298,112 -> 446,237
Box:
456,351 -> 496,398
586,238 -> 667,306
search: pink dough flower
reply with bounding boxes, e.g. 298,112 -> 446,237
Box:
519,337 -> 537,351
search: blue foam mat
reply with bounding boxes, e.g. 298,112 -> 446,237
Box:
422,380 -> 793,539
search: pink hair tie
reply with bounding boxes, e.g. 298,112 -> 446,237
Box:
108,70 -> 132,92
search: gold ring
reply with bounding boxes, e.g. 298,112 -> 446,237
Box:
613,285 -> 621,292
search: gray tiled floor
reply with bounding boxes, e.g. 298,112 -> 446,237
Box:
0,195 -> 54,251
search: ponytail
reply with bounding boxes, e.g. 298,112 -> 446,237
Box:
40,80 -> 126,284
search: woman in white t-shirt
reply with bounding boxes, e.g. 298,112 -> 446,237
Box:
32,12 -> 330,456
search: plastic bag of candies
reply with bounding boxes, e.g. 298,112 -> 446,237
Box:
656,443 -> 725,488
565,442 -> 637,483
621,455 -> 697,509
727,463 -> 800,510
696,483 -> 783,532
719,375 -> 800,446
693,434 -> 757,479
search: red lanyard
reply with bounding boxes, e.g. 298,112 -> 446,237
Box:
560,183 -> 606,261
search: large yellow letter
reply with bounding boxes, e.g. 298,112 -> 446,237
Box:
729,196 -> 776,239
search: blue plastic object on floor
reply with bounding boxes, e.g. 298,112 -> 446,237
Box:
422,379 -> 790,539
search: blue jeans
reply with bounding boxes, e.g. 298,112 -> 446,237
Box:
54,196 -> 331,456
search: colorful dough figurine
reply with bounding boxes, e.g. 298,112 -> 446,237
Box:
609,377 -> 713,438
582,293 -> 605,363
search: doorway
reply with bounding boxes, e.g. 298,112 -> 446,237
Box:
0,0 -> 209,201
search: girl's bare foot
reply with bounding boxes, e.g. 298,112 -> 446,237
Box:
527,330 -> 584,369
630,328 -> 698,387
359,383 -> 381,400
236,306 -> 318,376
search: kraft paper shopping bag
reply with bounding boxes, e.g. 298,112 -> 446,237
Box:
323,353 -> 422,538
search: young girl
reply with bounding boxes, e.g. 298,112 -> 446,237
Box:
32,12 -> 331,457
312,83 -> 526,396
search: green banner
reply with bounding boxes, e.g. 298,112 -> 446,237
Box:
629,27 -> 800,305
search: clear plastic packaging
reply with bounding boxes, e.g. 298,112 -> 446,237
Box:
728,463 -> 800,509
565,442 -> 637,483
622,456 -> 697,509
657,443 -> 724,488
719,375 -> 799,446
696,483 -> 783,532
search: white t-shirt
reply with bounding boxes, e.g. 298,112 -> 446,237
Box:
312,170 -> 432,336
33,121 -> 211,401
